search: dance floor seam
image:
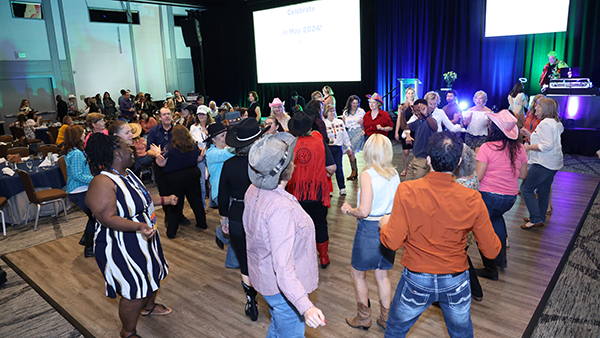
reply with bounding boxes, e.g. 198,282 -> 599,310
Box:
2,170 -> 599,338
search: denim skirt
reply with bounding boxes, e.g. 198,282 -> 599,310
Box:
351,219 -> 396,271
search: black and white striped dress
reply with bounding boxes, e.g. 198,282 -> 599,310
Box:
94,169 -> 168,300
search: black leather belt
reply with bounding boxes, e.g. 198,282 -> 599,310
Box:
407,269 -> 463,277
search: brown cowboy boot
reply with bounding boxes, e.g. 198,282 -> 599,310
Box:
346,156 -> 358,180
376,301 -> 389,329
346,300 -> 372,330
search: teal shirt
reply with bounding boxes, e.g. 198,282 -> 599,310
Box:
65,148 -> 93,194
205,145 -> 234,201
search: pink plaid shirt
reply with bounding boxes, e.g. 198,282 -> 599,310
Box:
243,184 -> 319,315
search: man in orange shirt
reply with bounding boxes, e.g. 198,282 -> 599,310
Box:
379,132 -> 501,338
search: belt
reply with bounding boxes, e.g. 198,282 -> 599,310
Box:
407,269 -> 463,277
364,214 -> 388,221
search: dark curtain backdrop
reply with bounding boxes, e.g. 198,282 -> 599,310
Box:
376,0 -> 600,110
198,0 -> 599,115
199,0 -> 378,115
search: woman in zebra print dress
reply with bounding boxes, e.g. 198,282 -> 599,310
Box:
85,133 -> 178,338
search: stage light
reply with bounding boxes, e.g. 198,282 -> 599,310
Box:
567,97 -> 579,119
459,101 -> 469,110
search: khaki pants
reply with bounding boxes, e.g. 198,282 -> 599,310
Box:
405,156 -> 430,181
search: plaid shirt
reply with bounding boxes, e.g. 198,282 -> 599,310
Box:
65,148 -> 93,193
243,185 -> 318,315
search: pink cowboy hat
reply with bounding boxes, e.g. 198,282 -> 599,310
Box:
366,92 -> 383,105
269,97 -> 284,108
485,109 -> 519,140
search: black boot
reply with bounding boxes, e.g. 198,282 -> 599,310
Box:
242,281 -> 258,321
78,232 -> 85,246
84,232 -> 94,258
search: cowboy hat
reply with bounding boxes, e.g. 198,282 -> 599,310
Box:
248,132 -> 297,190
269,97 -> 284,108
366,92 -> 383,105
485,110 -> 519,140
226,117 -> 266,148
204,122 -> 227,144
287,110 -> 316,136
129,123 -> 142,138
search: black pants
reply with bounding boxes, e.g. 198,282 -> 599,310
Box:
299,201 -> 328,243
229,219 -> 248,276
467,247 -> 483,298
71,191 -> 95,234
163,166 -> 206,238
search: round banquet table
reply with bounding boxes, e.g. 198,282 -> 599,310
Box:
34,127 -> 51,144
0,158 -> 70,226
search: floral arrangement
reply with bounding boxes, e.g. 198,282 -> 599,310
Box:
443,71 -> 457,87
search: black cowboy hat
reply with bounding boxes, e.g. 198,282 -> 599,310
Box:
288,110 -> 316,136
226,117 -> 266,148
204,122 -> 227,144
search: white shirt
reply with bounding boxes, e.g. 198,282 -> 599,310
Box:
463,109 -> 490,136
528,118 -> 564,170
358,168 -> 400,217
190,124 -> 208,149
323,118 -> 352,150
407,109 -> 463,133
342,108 -> 366,131
432,108 -> 463,132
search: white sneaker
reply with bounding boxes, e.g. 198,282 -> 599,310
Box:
340,189 -> 347,196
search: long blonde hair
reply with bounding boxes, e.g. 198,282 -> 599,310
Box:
362,134 -> 397,180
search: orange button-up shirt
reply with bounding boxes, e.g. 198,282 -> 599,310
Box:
380,172 -> 501,274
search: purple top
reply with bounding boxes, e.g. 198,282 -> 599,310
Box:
243,185 -> 318,315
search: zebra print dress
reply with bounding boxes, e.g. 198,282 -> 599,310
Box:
94,169 -> 169,300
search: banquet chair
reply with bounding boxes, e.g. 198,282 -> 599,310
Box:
39,145 -> 60,157
58,156 -> 68,183
0,197 -> 11,236
0,135 -> 13,143
17,170 -> 68,230
46,131 -> 55,144
48,126 -> 60,143
0,143 -> 11,159
7,147 -> 29,157
9,126 -> 25,140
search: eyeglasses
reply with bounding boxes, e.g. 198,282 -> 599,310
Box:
197,113 -> 207,116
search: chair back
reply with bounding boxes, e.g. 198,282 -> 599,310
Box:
9,126 -> 25,139
46,131 -> 55,144
0,143 -> 11,158
58,156 -> 68,183
48,126 -> 60,143
0,135 -> 13,143
7,147 -> 29,157
17,170 -> 39,204
39,145 -> 59,157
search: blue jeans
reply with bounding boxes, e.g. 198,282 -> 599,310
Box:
198,159 -> 207,209
329,145 -> 345,190
386,268 -> 473,338
263,293 -> 306,338
479,191 -> 516,270
520,164 -> 557,224
216,225 -> 239,269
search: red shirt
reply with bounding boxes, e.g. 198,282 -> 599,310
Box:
363,110 -> 393,137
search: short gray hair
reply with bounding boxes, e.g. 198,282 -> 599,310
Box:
453,144 -> 477,179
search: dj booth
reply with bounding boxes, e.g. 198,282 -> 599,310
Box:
546,79 -> 600,156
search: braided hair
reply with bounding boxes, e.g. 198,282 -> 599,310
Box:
85,133 -> 121,175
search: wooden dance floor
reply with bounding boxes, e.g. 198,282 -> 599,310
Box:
3,164 -> 599,337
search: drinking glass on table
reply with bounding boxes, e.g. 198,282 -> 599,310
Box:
26,160 -> 33,172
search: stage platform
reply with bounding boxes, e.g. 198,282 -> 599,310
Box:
3,170 -> 599,338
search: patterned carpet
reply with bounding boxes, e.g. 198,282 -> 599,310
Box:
525,179 -> 600,337
0,154 -> 599,337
